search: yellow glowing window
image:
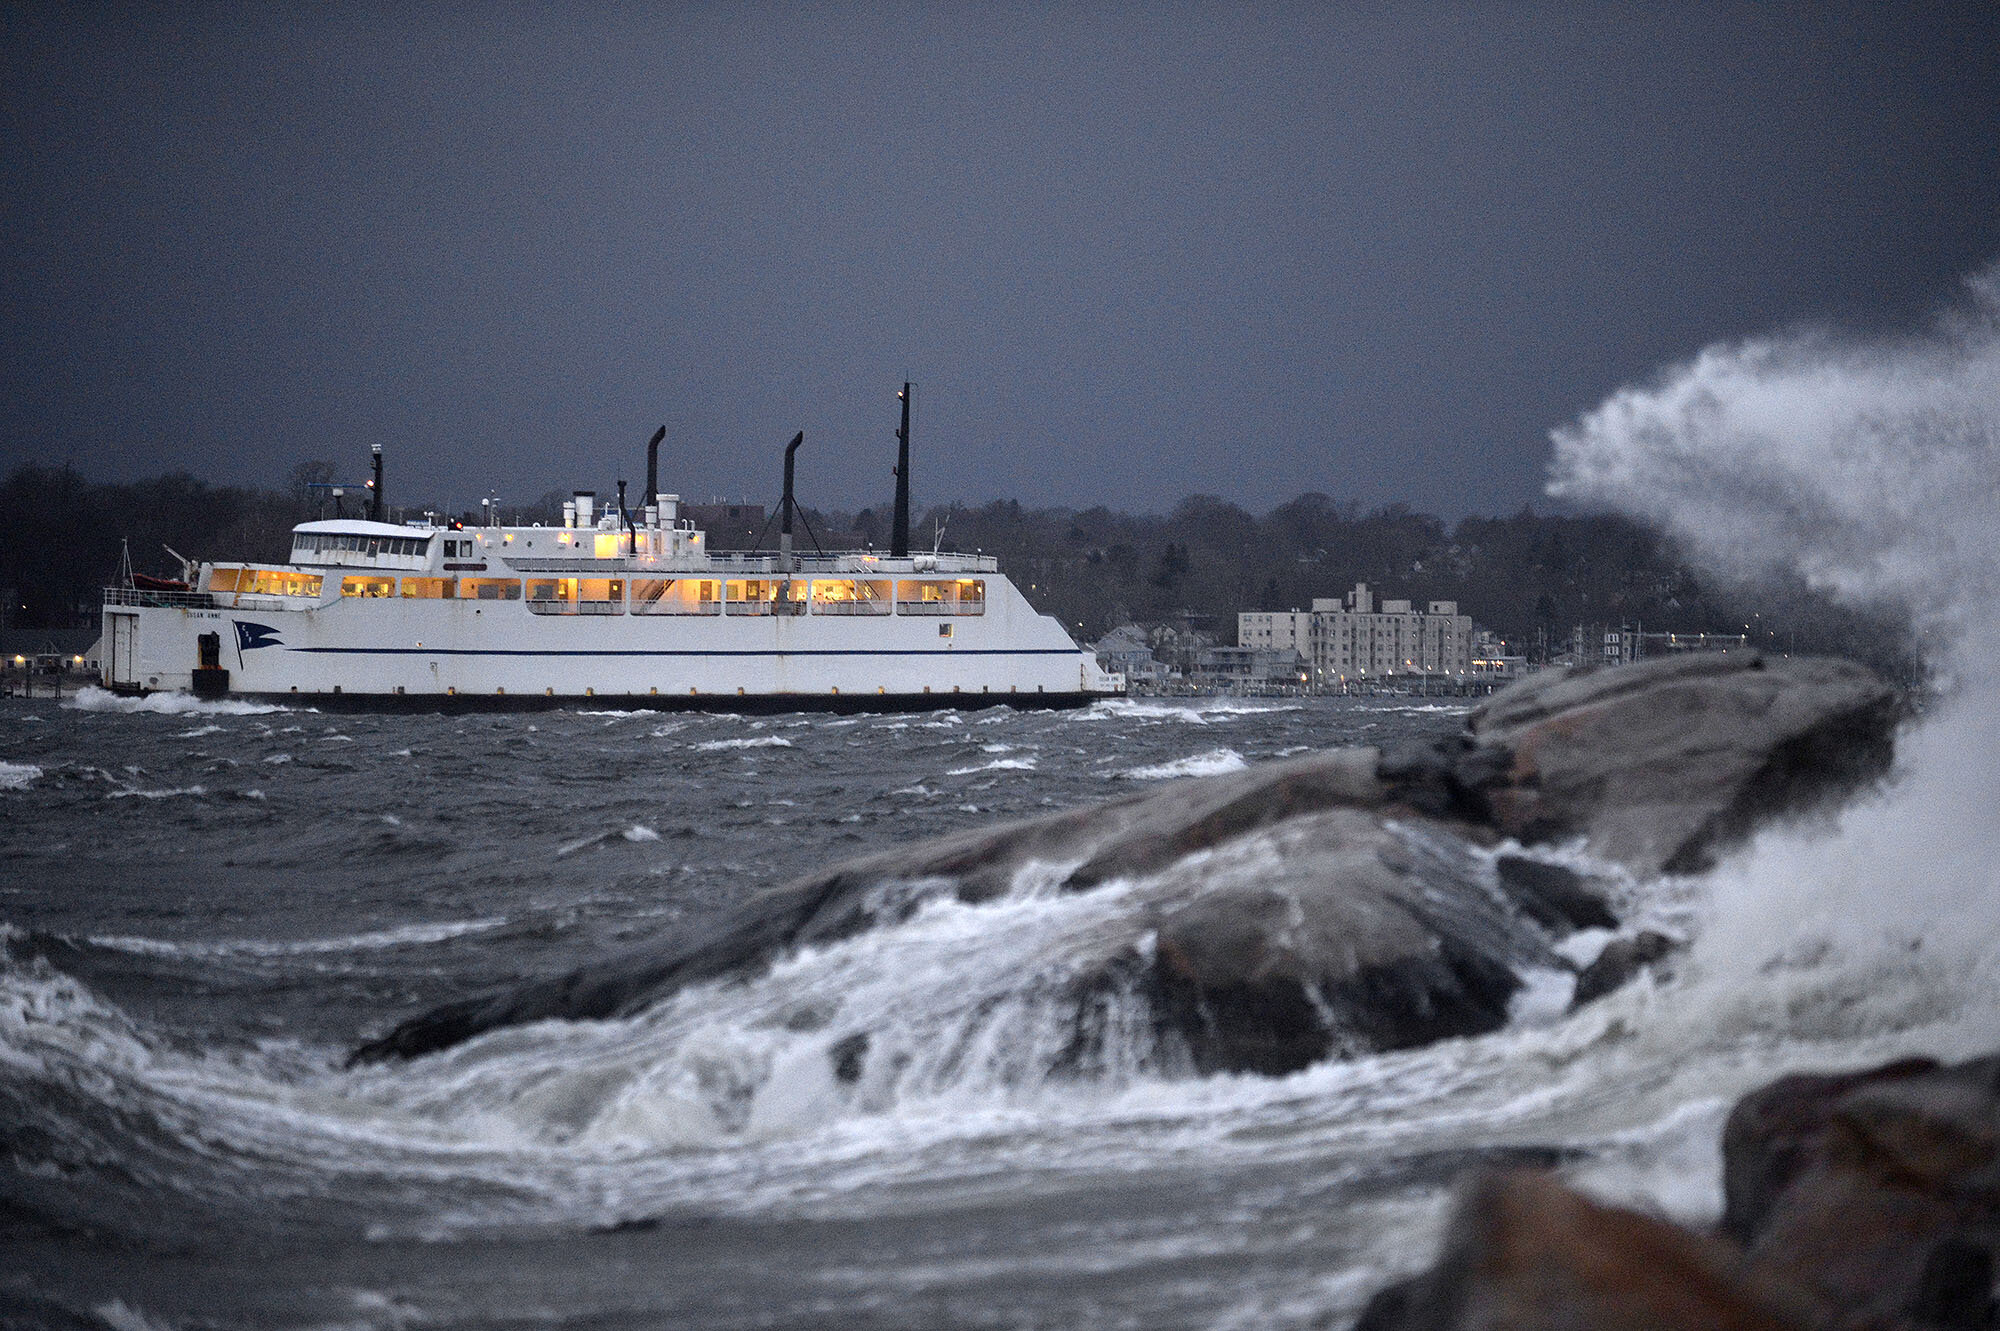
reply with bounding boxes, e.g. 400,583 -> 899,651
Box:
894,579 -> 984,613
340,576 -> 395,598
594,533 -> 627,558
247,569 -> 322,597
810,579 -> 890,613
632,579 -> 719,613
459,579 -> 522,601
400,577 -> 451,599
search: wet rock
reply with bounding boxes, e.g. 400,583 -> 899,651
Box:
1350,1169 -> 1825,1330
1352,1053 -> 2000,1331
1910,1240 -> 1995,1329
1735,1060 -> 2000,1325
350,747 -> 1401,1064
1060,746 -> 1391,891
1570,929 -> 1678,1008
1492,855 -> 1616,932
1141,810 -> 1543,1075
1466,652 -> 1898,874
828,1031 -> 869,1084
1720,1057 -> 1946,1244
353,655 -> 1895,1066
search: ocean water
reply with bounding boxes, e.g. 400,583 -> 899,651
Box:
2,674 -> 1989,1331
8,272 -> 2000,1330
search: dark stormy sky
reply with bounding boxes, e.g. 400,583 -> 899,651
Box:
4,4 -> 1997,520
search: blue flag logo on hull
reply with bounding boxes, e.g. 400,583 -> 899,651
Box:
234,621 -> 282,652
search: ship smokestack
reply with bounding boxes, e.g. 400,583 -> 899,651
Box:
370,444 -> 384,523
779,431 -> 803,578
643,425 -> 666,508
891,383 -> 911,557
617,479 -> 636,554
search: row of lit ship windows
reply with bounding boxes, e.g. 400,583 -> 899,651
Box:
211,569 -> 987,614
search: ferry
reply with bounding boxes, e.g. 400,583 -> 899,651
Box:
101,395 -> 1123,711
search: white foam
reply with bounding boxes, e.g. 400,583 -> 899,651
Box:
693,736 -> 795,752
622,825 -> 661,843
0,760 -> 40,791
87,917 -> 509,960
946,758 -> 1037,775
1078,698 -> 1300,726
105,784 -> 207,800
67,686 -> 289,716
1119,748 -> 1248,780
1552,262 -> 2000,1053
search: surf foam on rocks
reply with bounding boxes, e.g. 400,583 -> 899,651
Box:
351,651 -> 1897,1073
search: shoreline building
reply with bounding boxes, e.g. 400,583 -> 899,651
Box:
1240,582 -> 1474,686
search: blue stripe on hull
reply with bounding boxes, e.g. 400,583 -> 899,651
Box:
284,647 -> 1081,658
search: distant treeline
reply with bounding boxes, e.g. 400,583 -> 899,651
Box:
0,464 -> 1916,678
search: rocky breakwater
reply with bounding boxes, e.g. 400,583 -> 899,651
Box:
1351,1053 -> 2000,1330
351,653 -> 1898,1077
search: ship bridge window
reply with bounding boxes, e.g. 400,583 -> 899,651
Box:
296,534 -> 428,558
340,575 -> 395,598
400,577 -> 452,599
895,579 -> 984,615
810,579 -> 890,615
632,578 -> 720,615
459,578 -> 521,601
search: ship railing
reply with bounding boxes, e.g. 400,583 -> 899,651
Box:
722,601 -> 808,616
103,586 -> 215,610
698,552 -> 1000,574
632,600 -> 721,616
525,598 -> 623,616
811,600 -> 892,615
894,601 -> 984,616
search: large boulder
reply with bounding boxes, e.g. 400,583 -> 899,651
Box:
353,654 -> 1897,1069
1725,1054 -> 2000,1327
1353,1052 -> 2000,1331
1351,1170 -> 1826,1331
1139,808 -> 1545,1075
1464,652 -> 1898,873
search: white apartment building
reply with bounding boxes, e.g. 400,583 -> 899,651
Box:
1240,582 -> 1474,682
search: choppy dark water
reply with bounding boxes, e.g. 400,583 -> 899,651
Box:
2,688 -> 1990,1330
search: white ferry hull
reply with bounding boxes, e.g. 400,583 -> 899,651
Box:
103,591 -> 1115,710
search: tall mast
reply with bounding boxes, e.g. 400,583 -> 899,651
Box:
891,382 -> 912,557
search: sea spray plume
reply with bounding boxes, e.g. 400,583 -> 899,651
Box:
1548,262 -> 2000,1042
1548,263 -> 2000,661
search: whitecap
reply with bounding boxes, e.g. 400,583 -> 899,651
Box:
946,758 -> 1037,775
88,917 -> 508,959
1118,748 -> 1248,780
67,685 -> 288,716
693,736 -> 795,752
106,784 -> 207,800
0,761 -> 42,791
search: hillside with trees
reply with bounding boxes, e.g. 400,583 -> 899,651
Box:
1,465 -> 1913,678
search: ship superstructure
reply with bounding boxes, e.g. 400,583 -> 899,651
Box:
101,407 -> 1122,710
